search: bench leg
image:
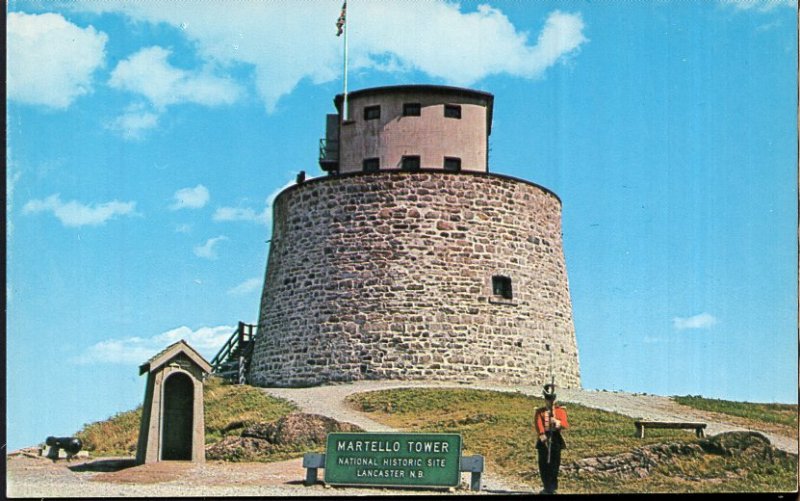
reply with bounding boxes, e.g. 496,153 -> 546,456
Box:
305,467 -> 318,486
470,471 -> 482,492
636,424 -> 645,439
696,428 -> 705,438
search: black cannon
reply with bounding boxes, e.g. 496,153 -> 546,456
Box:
45,436 -> 83,458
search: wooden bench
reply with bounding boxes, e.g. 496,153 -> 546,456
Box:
634,420 -> 707,438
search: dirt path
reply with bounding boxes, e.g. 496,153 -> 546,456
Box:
556,387 -> 797,455
6,452 -> 498,497
261,380 -> 798,455
8,382 -> 795,497
261,381 -> 531,493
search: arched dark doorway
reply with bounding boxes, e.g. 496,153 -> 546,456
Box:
161,372 -> 194,460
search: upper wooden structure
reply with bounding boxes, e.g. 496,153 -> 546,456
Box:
320,85 -> 494,175
136,340 -> 211,464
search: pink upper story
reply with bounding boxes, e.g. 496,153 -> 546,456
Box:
328,85 -> 493,174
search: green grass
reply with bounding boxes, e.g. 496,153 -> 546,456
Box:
673,395 -> 798,429
347,388 -> 798,494
348,388 -> 689,461
203,376 -> 296,444
72,383 -> 798,492
75,377 -> 296,456
563,452 -> 798,494
74,407 -> 143,456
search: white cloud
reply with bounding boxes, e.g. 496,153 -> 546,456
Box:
22,194 -> 137,227
228,277 -> 262,296
8,12 -> 107,109
106,105 -> 160,140
214,177 -> 297,225
194,235 -> 228,259
105,45 -> 242,139
6,151 -> 22,238
6,152 -> 22,304
212,206 -> 269,225
109,46 -> 242,109
72,324 -> 236,365
69,2 -> 588,111
352,6 -> 588,86
673,313 -> 719,331
170,184 -> 210,210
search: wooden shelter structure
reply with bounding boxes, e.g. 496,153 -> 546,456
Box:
136,340 -> 211,464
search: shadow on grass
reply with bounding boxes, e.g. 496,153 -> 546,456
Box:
68,458 -> 137,473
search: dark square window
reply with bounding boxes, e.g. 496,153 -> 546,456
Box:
492,276 -> 513,300
363,158 -> 380,172
401,155 -> 421,171
444,104 -> 461,119
443,157 -> 461,172
364,105 -> 381,120
403,102 -> 421,116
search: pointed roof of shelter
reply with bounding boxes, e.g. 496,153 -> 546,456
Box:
139,339 -> 212,375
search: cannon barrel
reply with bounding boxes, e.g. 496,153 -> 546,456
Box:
45,436 -> 83,455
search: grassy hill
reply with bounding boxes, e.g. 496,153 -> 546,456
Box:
74,381 -> 797,494
346,388 -> 797,494
674,395 -> 798,430
75,377 -> 296,455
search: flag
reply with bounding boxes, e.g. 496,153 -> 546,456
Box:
336,1 -> 346,36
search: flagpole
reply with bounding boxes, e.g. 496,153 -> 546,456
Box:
342,4 -> 349,121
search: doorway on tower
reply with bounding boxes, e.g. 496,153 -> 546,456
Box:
161,372 -> 194,460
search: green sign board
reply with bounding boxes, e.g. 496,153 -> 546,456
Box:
324,432 -> 462,488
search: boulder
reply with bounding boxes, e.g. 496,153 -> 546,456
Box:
699,431 -> 771,456
206,436 -> 277,461
207,413 -> 363,461
241,412 -> 363,445
562,442 -> 704,478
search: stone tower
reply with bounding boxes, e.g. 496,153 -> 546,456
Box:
249,85 -> 580,388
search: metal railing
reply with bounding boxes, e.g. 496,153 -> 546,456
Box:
319,138 -> 339,162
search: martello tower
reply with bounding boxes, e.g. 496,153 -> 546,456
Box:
249,85 -> 580,388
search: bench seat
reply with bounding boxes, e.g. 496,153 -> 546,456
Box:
634,420 -> 707,438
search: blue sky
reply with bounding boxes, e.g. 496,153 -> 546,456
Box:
6,0 -> 797,452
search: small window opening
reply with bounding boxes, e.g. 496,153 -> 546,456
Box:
492,276 -> 513,300
444,104 -> 462,119
401,155 -> 421,171
364,105 -> 381,120
443,157 -> 462,172
403,102 -> 421,116
363,158 -> 380,172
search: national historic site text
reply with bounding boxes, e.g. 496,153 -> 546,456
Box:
324,433 -> 462,487
335,439 -> 450,480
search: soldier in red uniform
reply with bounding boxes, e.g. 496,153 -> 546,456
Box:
534,383 -> 569,494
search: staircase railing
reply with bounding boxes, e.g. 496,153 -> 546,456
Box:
210,321 -> 257,384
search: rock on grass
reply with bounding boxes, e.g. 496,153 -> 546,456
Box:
207,412 -> 363,461
242,412 -> 363,444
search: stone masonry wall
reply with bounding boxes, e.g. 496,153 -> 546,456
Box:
249,170 -> 580,388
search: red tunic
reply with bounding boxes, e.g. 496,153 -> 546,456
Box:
534,406 -> 569,435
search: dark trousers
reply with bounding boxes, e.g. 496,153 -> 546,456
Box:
536,435 -> 563,493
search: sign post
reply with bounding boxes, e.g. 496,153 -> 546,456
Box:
323,432 -> 462,489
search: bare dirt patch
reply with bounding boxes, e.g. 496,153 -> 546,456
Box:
94,458 -> 306,486
6,453 -> 486,497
